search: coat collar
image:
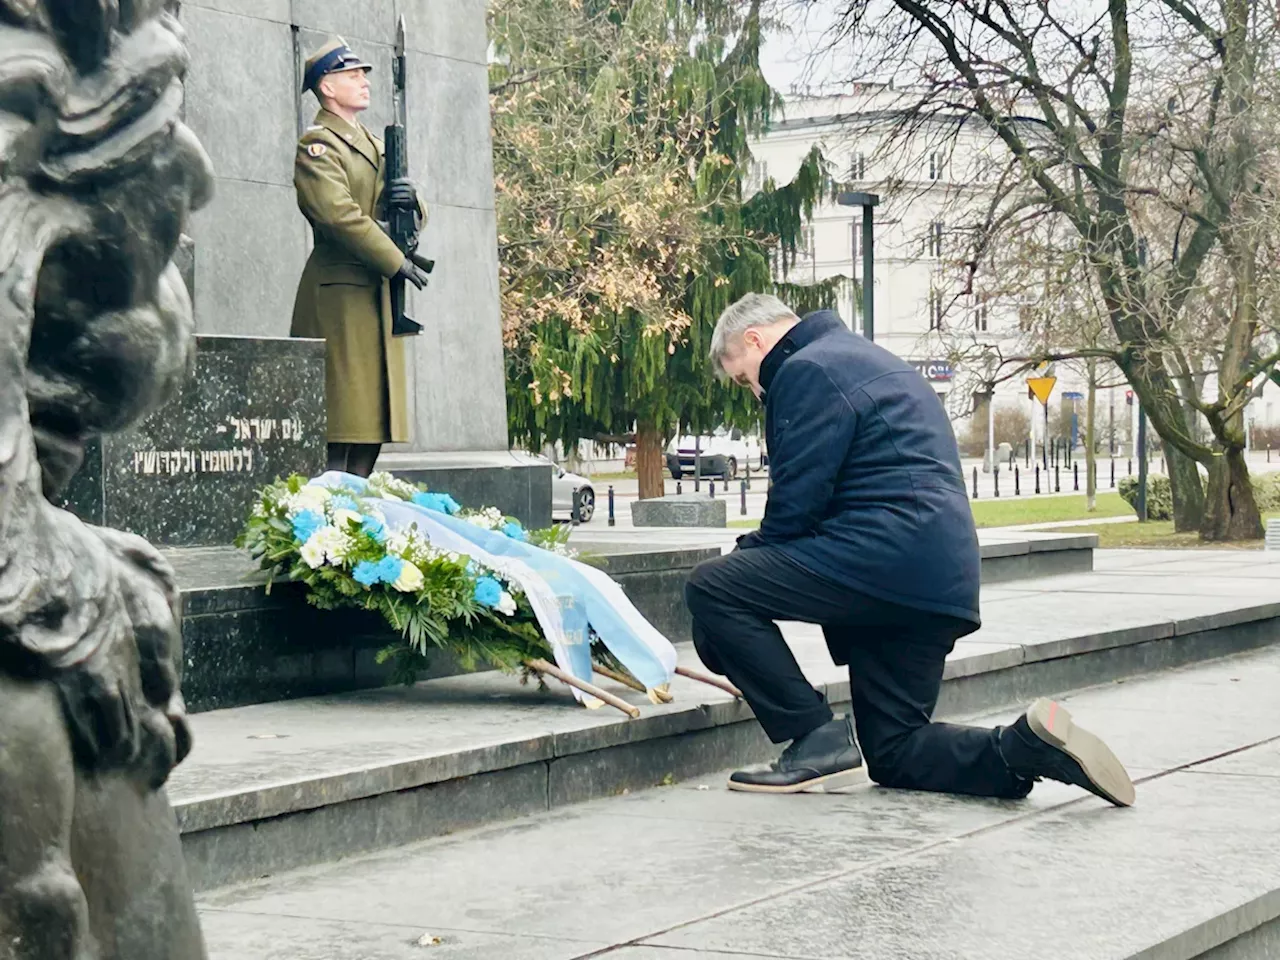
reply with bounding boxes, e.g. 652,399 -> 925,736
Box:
316,108 -> 380,170
759,310 -> 846,395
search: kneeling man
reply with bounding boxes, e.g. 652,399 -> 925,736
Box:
686,294 -> 1134,805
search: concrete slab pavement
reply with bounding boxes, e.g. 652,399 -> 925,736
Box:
198,644 -> 1280,960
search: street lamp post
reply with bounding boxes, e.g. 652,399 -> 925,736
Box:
837,191 -> 880,342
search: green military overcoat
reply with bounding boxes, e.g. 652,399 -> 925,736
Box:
291,108 -> 411,444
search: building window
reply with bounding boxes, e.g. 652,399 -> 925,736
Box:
799,225 -> 814,258
929,290 -> 945,331
928,151 -> 945,181
926,221 -> 944,258
850,152 -> 867,180
975,294 -> 989,332
1018,302 -> 1035,332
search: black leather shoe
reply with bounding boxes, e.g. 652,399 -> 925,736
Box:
729,716 -> 863,793
1000,699 -> 1135,807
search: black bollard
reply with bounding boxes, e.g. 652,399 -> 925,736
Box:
972,467 -> 979,498
994,466 -> 1000,498
608,485 -> 616,527
1074,463 -> 1079,491
709,479 -> 716,497
1161,457 -> 1165,474
571,488 -> 582,526
1110,459 -> 1115,488
1035,465 -> 1041,494
1015,466 -> 1021,496
1127,459 -> 1132,476
677,480 -> 683,495
1025,438 -> 1031,467
740,479 -> 748,516
1055,466 -> 1060,493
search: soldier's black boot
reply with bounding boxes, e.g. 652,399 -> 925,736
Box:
729,715 -> 863,793
999,699 -> 1136,807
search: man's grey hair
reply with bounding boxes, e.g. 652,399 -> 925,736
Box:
709,293 -> 800,373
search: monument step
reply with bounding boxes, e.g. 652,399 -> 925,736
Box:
168,530 -> 1094,714
195,642 -> 1280,960
170,548 -> 1280,892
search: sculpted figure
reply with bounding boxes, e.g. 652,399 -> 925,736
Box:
0,2 -> 213,957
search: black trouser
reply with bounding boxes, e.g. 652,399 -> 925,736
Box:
327,443 -> 381,478
684,547 -> 1029,799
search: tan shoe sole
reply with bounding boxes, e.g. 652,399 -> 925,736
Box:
1026,698 -> 1136,807
727,767 -> 866,794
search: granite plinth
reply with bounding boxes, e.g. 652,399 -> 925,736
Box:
170,550 -> 1280,889
377,450 -> 553,529
631,494 -> 728,528
169,542 -> 718,713
60,335 -> 326,547
171,532 -> 1091,712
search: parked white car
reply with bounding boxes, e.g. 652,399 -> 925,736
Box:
665,427 -> 764,481
550,463 -> 595,522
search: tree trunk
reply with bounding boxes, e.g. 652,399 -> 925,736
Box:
635,421 -> 666,501
1165,447 -> 1205,532
1085,359 -> 1097,511
1200,446 -> 1263,541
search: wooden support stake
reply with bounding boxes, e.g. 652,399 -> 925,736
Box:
526,658 -> 641,719
594,664 -> 674,703
675,665 -> 742,699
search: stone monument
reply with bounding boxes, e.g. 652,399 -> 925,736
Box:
179,0 -> 551,526
0,4 -> 210,957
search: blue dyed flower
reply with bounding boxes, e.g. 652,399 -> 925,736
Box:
330,494 -> 360,512
473,576 -> 503,608
362,515 -> 388,544
291,509 -> 326,544
501,521 -> 528,542
374,555 -> 404,584
352,560 -> 381,587
411,491 -> 462,516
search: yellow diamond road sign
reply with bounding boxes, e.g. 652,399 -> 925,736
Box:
1027,376 -> 1057,406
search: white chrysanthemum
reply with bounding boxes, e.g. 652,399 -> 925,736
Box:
385,532 -> 410,557
252,502 -> 268,519
393,561 -> 425,593
285,484 -> 331,518
299,537 -> 326,569
367,471 -> 419,501
331,508 -> 362,529
309,526 -> 351,565
495,591 -> 517,616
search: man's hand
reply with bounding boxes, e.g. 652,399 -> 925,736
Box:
387,177 -> 418,211
397,256 -> 431,290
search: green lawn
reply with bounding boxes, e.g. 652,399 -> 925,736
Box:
969,493 -> 1131,528
1042,512 -> 1280,549
590,470 -> 637,481
728,492 -> 1132,532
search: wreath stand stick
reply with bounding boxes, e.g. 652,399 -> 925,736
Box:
525,658 -> 641,719
675,666 -> 743,699
593,664 -> 675,704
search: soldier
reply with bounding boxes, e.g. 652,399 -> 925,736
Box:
291,38 -> 430,478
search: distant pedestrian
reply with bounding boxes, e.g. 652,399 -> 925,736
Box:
685,294 -> 1134,806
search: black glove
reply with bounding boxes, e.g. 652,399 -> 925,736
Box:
397,257 -> 430,291
387,177 -> 418,211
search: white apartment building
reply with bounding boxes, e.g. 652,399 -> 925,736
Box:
746,86 -> 1280,454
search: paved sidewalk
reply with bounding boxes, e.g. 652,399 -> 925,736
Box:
198,643 -> 1280,959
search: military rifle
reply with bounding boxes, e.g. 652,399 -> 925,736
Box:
385,14 -> 431,337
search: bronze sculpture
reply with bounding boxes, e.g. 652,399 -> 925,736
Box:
0,1 -> 213,956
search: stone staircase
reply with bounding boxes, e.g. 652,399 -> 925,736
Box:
171,541 -> 1280,928
195,642 -> 1280,960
